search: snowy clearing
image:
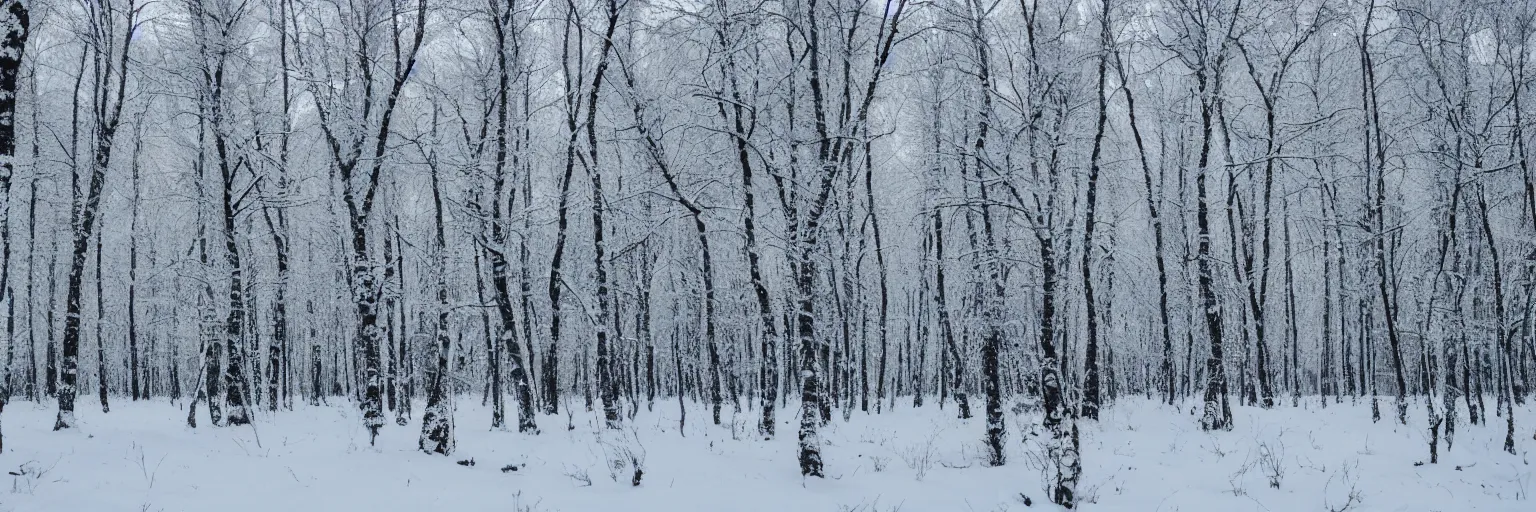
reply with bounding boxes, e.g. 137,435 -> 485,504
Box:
1,398 -> 1531,511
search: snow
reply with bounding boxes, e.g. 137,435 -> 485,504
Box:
0,397 -> 1531,511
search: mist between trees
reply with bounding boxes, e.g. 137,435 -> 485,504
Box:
0,0 -> 1531,508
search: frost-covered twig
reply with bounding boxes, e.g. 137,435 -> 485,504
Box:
562,465 -> 592,487
596,427 -> 647,486
898,430 -> 940,481
1324,461 -> 1363,512
1257,440 -> 1286,489
129,443 -> 167,489
836,497 -> 902,512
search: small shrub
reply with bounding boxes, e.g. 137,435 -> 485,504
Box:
1228,455 -> 1255,497
510,491 -> 548,512
1257,440 -> 1285,489
8,460 -> 50,495
562,465 -> 592,487
1324,461 -> 1363,512
899,436 -> 938,481
838,498 -> 903,512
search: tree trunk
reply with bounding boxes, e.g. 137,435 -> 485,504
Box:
486,0 -> 535,433
1196,55 -> 1233,433
419,118 -> 456,454
0,3 -> 23,434
1079,0 -> 1110,420
58,1 -> 134,430
930,210 -> 968,420
93,215 -> 107,413
1358,2 -> 1407,425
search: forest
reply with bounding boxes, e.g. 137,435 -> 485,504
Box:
0,0 -> 1533,510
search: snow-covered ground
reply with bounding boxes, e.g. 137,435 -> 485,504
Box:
0,397 -> 1530,511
